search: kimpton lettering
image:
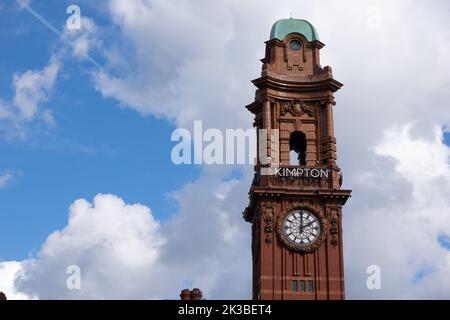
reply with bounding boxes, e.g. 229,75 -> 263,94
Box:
273,167 -> 330,178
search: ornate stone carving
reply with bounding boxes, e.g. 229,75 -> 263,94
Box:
242,207 -> 252,222
327,207 -> 340,248
262,206 -> 274,246
280,99 -> 314,117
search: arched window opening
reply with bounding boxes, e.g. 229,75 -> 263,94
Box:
289,131 -> 307,165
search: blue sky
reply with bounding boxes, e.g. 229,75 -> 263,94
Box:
0,1 -> 200,261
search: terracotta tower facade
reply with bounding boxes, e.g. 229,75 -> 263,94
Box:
243,19 -> 351,300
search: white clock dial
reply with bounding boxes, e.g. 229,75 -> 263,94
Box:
283,210 -> 320,245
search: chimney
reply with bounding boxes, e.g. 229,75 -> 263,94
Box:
179,288 -> 203,300
190,288 -> 203,300
180,289 -> 192,300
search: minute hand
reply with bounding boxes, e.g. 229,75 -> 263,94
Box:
303,221 -> 314,229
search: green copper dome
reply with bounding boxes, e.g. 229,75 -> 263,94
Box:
270,18 -> 319,42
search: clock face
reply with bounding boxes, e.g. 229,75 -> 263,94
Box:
283,210 -> 320,245
289,40 -> 302,51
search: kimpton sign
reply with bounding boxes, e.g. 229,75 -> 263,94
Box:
273,167 -> 331,178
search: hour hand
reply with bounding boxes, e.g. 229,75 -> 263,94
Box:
303,221 -> 313,228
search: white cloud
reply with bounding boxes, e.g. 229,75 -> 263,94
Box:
6,176 -> 251,299
13,56 -> 60,120
93,0 -> 258,129
63,17 -> 100,60
345,124 -> 450,299
0,100 -> 13,120
13,194 -> 165,299
376,125 -> 450,183
161,167 -> 252,299
16,0 -> 31,10
0,261 -> 32,300
0,54 -> 61,139
0,170 -> 21,188
41,109 -> 56,127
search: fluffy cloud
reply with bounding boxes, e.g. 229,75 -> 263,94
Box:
0,56 -> 60,139
13,194 -> 165,299
13,56 -> 60,120
0,170 -> 21,188
5,170 -> 251,299
0,100 -> 13,120
0,261 -> 32,300
93,0 -> 260,129
345,124 -> 450,299
160,167 -> 252,299
62,17 -> 101,60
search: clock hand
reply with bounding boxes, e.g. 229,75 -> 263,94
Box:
303,221 -> 314,229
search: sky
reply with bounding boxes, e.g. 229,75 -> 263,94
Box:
1,0 -> 450,299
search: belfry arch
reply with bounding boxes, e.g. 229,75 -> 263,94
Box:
289,130 -> 307,165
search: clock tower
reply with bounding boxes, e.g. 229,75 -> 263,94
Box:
243,19 -> 351,300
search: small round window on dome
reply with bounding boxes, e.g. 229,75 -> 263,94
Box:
289,40 -> 302,51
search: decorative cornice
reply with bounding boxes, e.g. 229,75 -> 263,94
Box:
252,74 -> 343,93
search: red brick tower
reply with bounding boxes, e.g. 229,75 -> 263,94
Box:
243,19 -> 351,300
